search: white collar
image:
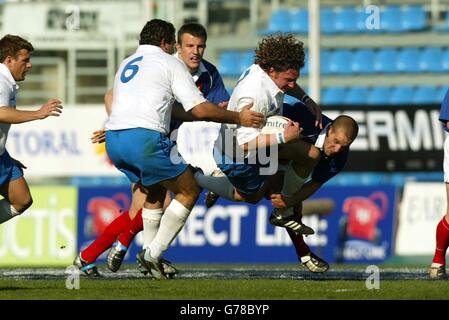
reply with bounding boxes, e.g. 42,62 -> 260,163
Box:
136,45 -> 165,54
0,63 -> 17,88
256,64 -> 284,98
173,52 -> 207,82
314,122 -> 331,150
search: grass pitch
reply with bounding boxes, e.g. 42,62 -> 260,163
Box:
0,263 -> 447,300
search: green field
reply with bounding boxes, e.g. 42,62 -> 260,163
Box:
0,263 -> 447,300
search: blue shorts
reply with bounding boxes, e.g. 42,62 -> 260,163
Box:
216,153 -> 267,195
0,150 -> 24,185
105,128 -> 188,187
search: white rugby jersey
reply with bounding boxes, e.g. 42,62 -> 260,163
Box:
106,45 -> 206,134
227,64 -> 284,145
0,63 -> 19,155
215,64 -> 284,159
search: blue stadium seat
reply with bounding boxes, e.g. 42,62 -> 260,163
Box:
390,86 -> 414,104
290,8 -> 308,34
351,49 -> 375,74
374,48 -> 398,73
322,87 -> 346,105
413,86 -> 439,104
320,7 -> 336,34
218,51 -> 242,77
397,48 -> 421,73
320,50 -> 332,75
329,49 -> 353,74
259,9 -> 291,34
402,5 -> 427,31
367,86 -> 391,105
380,5 -> 405,33
437,86 -> 448,102
442,48 -> 449,71
344,86 -> 368,104
419,47 -> 443,73
334,6 -> 359,33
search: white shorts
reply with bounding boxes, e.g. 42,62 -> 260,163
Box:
444,134 -> 449,182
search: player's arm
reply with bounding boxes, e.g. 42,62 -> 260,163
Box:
0,99 -> 62,124
189,101 -> 263,127
241,120 -> 302,151
285,83 -> 322,129
104,89 -> 113,116
173,60 -> 262,128
271,180 -> 323,208
91,89 -> 112,144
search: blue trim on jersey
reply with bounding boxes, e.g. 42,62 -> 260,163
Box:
439,87 -> 449,132
170,59 -> 229,133
200,59 -> 230,104
105,128 -> 188,186
282,102 -> 349,184
0,150 -> 23,185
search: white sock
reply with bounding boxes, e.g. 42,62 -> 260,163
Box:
277,163 -> 307,218
0,199 -> 21,224
194,171 -> 234,200
141,208 -> 163,249
148,199 -> 190,260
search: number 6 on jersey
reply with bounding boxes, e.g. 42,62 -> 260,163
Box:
120,56 -> 143,83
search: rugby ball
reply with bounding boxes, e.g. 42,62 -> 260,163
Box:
260,115 -> 290,134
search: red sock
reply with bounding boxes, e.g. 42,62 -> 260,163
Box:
432,216 -> 449,265
81,211 -> 131,263
287,229 -> 310,259
117,209 -> 143,247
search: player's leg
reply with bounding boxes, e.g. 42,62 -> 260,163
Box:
270,141 -> 319,222
79,183 -> 145,266
0,176 -> 32,224
138,167 -> 200,279
286,204 -> 329,273
430,136 -> 449,279
0,152 -> 32,224
430,185 -> 449,279
106,185 -> 149,272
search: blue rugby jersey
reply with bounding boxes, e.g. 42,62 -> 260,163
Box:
439,87 -> 449,133
282,102 -> 349,184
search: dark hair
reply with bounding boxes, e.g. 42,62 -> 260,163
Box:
332,115 -> 359,141
0,34 -> 34,62
177,23 -> 207,44
255,33 -> 304,72
139,19 -> 175,46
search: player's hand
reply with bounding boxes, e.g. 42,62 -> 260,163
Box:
217,101 -> 229,109
37,99 -> 63,119
283,120 -> 303,142
91,129 -> 106,144
238,103 -> 264,128
304,97 -> 323,129
270,193 -> 295,208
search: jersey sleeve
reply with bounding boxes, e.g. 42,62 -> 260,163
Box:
0,80 -> 12,106
235,95 -> 269,146
311,151 -> 349,184
171,59 -> 206,112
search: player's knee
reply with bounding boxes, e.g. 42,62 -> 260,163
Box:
13,196 -> 33,214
